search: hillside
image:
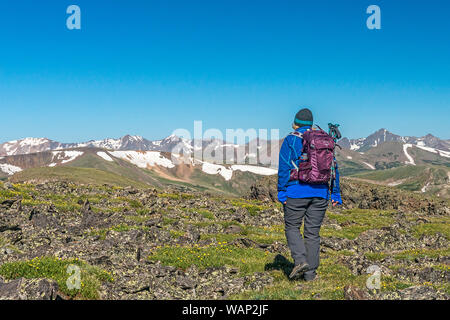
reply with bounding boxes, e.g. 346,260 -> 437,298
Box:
351,165 -> 450,198
335,141 -> 450,198
4,149 -> 274,197
0,179 -> 448,300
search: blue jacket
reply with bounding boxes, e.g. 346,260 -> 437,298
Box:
277,126 -> 342,204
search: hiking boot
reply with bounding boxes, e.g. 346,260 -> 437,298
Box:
289,262 -> 309,279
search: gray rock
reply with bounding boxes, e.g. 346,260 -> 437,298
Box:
343,285 -> 370,300
0,278 -> 59,300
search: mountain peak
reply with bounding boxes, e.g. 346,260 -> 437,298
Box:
122,135 -> 144,142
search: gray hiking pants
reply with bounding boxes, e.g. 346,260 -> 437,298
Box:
283,197 -> 328,280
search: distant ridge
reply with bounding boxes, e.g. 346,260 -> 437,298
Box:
1,128 -> 449,157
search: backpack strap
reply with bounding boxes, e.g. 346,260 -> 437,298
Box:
291,160 -> 299,170
289,131 -> 303,138
287,131 -> 303,163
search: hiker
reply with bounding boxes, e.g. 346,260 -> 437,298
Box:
277,108 -> 342,281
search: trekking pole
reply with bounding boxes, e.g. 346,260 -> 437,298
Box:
328,123 -> 341,196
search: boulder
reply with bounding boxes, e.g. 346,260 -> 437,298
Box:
0,278 -> 59,300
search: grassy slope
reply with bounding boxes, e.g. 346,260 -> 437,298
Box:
338,160 -> 370,176
11,166 -> 150,188
10,152 -> 264,197
351,164 -> 449,196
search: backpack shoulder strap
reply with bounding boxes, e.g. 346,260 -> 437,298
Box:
287,131 -> 304,160
289,131 -> 303,138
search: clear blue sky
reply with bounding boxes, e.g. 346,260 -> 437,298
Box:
0,0 -> 449,143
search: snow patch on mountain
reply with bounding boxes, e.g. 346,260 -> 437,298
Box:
97,152 -> 114,162
2,142 -> 19,156
415,145 -> 450,159
19,138 -> 48,147
200,162 -> 277,181
362,162 -> 375,170
80,138 -> 122,150
110,151 -> 175,169
201,162 -> 233,180
0,163 -> 22,175
403,144 -> 416,165
130,135 -> 143,142
421,182 -> 431,193
231,165 -> 277,176
48,151 -> 84,167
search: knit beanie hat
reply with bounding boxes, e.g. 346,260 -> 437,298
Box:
294,108 -> 313,126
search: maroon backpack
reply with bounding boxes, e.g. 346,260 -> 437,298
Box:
289,128 -> 336,184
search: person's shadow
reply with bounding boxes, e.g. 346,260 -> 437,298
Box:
264,254 -> 294,279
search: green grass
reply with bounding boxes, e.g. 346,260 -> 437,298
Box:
180,207 -> 216,220
87,223 -> 149,240
230,199 -> 269,216
365,252 -> 388,261
12,166 -> 149,188
197,209 -> 215,220
199,223 -> 285,245
124,215 -> 152,224
339,160 -> 371,176
321,209 -> 395,239
393,248 -> 450,261
148,243 -> 273,275
380,276 -> 413,292
240,225 -> 286,244
351,164 -> 450,194
127,199 -> 143,209
157,192 -> 196,200
169,230 -> 185,238
231,256 -> 366,300
0,184 -> 35,201
411,221 -> 450,240
0,257 -> 113,299
353,165 -> 426,182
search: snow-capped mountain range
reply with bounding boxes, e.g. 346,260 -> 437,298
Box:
1,129 -> 449,158
339,129 -> 450,153
0,135 -> 193,157
1,129 -> 449,197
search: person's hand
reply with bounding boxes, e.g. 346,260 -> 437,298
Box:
283,201 -> 286,205
332,200 -> 340,207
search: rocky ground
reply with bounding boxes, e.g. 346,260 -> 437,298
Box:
0,179 -> 449,300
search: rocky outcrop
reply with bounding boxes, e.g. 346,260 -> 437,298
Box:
0,278 -> 59,300
248,176 -> 450,215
